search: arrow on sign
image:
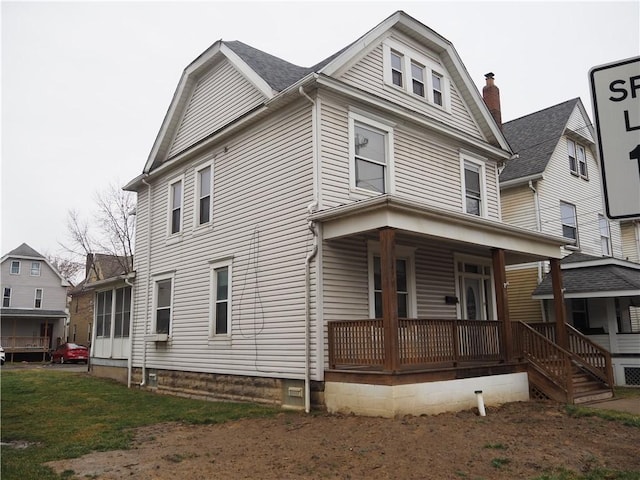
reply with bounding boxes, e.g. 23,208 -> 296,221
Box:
632,145 -> 640,178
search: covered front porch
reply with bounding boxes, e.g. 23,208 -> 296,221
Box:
0,309 -> 67,362
311,195 -> 572,416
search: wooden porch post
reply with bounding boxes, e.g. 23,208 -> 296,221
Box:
491,248 -> 513,362
380,227 -> 400,372
550,258 -> 568,350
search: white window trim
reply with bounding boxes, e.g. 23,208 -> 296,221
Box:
453,254 -> 496,321
95,288 -> 114,339
193,160 -> 214,230
576,144 -> 588,179
10,260 -> 20,275
3,287 -> 11,307
30,261 -> 41,276
209,258 -> 233,339
560,201 -> 579,249
599,214 -> 612,257
167,175 -> 185,238
34,288 -> 43,309
367,241 -> 417,319
152,272 -> 175,336
460,152 -> 488,217
348,111 -> 395,197
382,39 -> 451,112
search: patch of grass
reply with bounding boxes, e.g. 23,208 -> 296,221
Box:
532,467 -> 640,480
483,442 -> 508,450
491,457 -> 510,469
1,369 -> 279,480
564,404 -> 640,428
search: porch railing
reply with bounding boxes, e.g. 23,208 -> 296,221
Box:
328,319 -> 502,369
1,336 -> 50,351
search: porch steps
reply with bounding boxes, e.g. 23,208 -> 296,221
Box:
571,367 -> 613,405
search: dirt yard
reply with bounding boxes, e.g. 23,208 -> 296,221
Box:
47,400 -> 640,480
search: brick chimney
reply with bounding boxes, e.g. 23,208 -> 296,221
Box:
482,72 -> 502,130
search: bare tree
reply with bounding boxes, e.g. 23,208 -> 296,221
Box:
61,182 -> 135,277
45,252 -> 83,285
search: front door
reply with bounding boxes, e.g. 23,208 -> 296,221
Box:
457,260 -> 494,320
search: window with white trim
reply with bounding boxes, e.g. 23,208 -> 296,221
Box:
577,144 -> 588,178
567,139 -> 577,174
196,164 -> 212,226
560,201 -> 578,246
383,40 -> 450,109
567,139 -> 588,179
30,261 -> 41,276
599,214 -> 611,256
455,257 -> 495,321
169,178 -> 183,235
96,290 -> 113,338
34,288 -> 43,309
368,243 -> 416,319
154,277 -> 173,335
349,113 -> 394,195
10,261 -> 20,275
3,287 -> 11,307
461,155 -> 486,217
210,260 -> 232,336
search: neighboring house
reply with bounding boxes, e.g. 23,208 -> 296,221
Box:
500,98 -> 640,386
119,11 -> 609,417
71,253 -> 134,384
0,243 -> 70,362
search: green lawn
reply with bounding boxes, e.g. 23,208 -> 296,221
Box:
1,369 -> 278,480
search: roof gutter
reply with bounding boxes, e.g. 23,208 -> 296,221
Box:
499,173 -> 544,190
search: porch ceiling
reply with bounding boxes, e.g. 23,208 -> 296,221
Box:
310,195 -> 566,265
0,308 -> 67,319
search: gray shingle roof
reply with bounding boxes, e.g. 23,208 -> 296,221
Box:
4,243 -> 44,259
500,98 -> 580,183
533,252 -> 640,295
0,308 -> 67,318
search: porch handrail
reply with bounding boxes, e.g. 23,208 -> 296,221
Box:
515,322 -> 573,398
0,336 -> 50,350
520,323 -> 614,387
566,324 -> 614,387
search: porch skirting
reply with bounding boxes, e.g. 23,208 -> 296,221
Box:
325,372 -> 530,418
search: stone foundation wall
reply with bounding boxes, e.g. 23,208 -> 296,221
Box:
91,364 -> 128,385
130,368 -> 325,409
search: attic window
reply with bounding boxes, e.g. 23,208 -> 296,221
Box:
567,139 -> 588,179
383,40 -> 450,111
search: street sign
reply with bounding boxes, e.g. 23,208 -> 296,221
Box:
589,56 -> 640,220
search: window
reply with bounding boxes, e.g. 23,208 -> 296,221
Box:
211,261 -> 232,336
567,139 -> 588,179
3,287 -> 11,307
560,201 -> 578,245
567,139 -> 577,174
571,299 -> 589,332
10,261 -> 20,275
411,61 -> 425,97
96,290 -> 113,337
30,261 -> 41,276
432,72 -> 443,106
349,113 -> 394,195
390,51 -> 404,87
34,288 -> 43,309
599,215 -> 611,256
114,286 -> 132,337
368,243 -> 416,319
154,278 -> 173,334
461,155 -> 486,217
169,179 -> 183,235
383,40 -> 449,109
196,165 -> 212,226
577,144 -> 588,178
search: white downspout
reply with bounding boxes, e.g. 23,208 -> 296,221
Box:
140,176 -> 152,386
529,180 -> 547,322
125,277 -> 134,388
299,86 -> 319,413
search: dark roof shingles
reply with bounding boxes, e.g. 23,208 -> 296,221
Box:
533,264 -> 640,296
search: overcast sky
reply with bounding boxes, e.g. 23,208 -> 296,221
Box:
2,0 -> 639,261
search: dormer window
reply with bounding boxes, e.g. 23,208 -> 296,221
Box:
567,139 -> 588,179
383,40 -> 450,111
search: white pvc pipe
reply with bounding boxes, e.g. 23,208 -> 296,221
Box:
475,390 -> 486,416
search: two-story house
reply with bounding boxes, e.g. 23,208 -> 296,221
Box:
1,243 -> 70,362
499,98 -> 640,387
120,11 -> 611,417
70,253 -> 134,383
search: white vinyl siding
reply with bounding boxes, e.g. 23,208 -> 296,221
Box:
621,222 -> 640,263
338,33 -> 482,138
130,103 -> 316,378
168,59 -> 266,158
0,258 -> 67,311
500,185 -> 537,230
320,97 -> 501,220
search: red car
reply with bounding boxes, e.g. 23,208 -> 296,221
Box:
50,343 -> 89,364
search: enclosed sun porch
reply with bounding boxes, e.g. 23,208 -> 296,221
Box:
310,196 -> 610,416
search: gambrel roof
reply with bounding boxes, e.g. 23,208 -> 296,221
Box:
500,98 -> 595,185
131,10 -> 510,182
